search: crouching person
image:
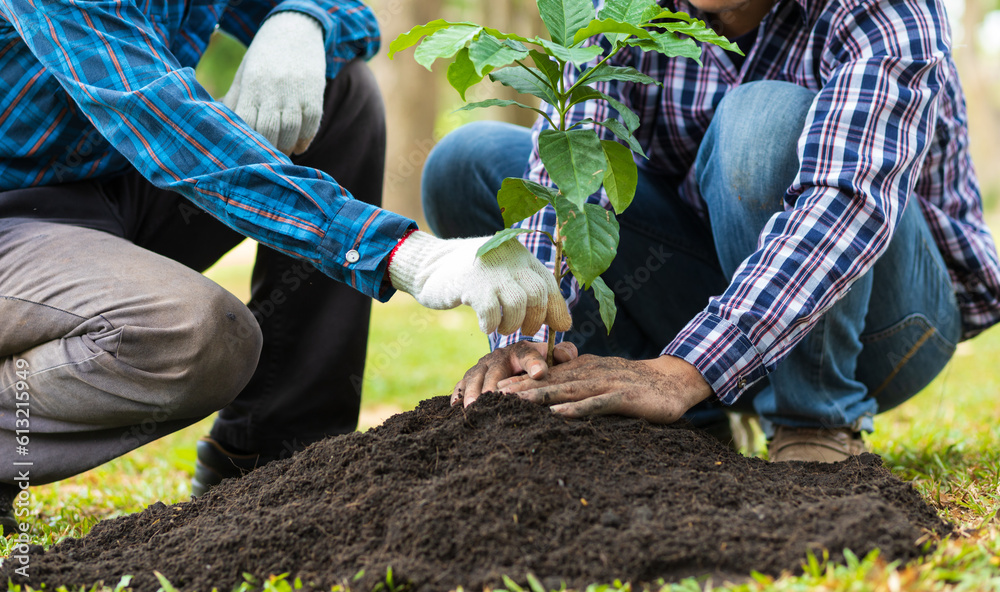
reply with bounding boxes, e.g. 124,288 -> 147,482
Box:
423,0 -> 1000,462
0,0 -> 571,536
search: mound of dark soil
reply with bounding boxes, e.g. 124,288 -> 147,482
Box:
3,393 -> 949,591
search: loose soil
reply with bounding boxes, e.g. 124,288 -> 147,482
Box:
3,393 -> 949,591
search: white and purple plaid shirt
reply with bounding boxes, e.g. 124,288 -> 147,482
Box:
495,0 -> 1000,404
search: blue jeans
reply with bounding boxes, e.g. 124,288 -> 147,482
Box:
422,81 -> 962,434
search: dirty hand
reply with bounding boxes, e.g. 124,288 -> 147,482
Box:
498,354 -> 714,424
223,11 -> 326,155
453,341 -> 579,407
388,231 -> 573,335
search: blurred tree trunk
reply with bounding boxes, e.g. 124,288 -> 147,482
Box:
480,0 -> 547,128
369,0 -> 443,228
956,0 -> 1000,201
369,0 -> 546,228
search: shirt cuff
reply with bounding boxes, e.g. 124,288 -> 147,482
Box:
660,311 -> 768,404
267,1 -> 335,44
317,199 -> 416,302
491,325 -> 559,351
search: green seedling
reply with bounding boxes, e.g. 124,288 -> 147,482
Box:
391,0 -> 739,363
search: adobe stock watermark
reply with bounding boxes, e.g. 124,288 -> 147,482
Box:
562,243 -> 674,353
372,0 -> 408,29
116,399 -> 183,458
50,128 -> 104,184
385,137 -> 436,191
385,82 -> 511,191
221,258 -> 321,353
349,308 -> 433,396
10,358 -> 34,578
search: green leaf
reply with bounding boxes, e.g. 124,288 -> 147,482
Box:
647,10 -> 742,53
501,575 -> 527,592
638,3 -> 665,23
526,573 -> 546,592
447,48 -> 487,100
590,117 -> 645,157
559,201 -> 620,287
571,18 -> 651,46
645,8 -> 700,24
600,0 -> 657,25
482,27 -> 535,45
489,66 -> 560,107
476,227 -> 535,258
529,49 -> 563,86
497,178 -> 557,227
154,572 -> 180,592
599,0 -> 660,45
388,20 -> 479,59
569,85 -> 640,133
456,98 -> 548,120
538,0 -> 596,45
627,31 -> 701,63
537,129 -> 607,209
568,84 -> 601,105
666,23 -> 742,54
413,25 -> 482,70
601,139 -> 637,214
639,10 -> 742,55
537,38 -> 604,66
468,33 -> 530,75
590,275 -> 618,333
582,63 -> 658,86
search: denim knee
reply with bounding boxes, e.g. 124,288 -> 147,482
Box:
422,124 -> 481,235
695,81 -> 816,274
697,81 -> 815,215
421,121 -> 530,238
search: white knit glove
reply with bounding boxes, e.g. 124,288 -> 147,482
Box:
388,231 -> 573,336
223,11 -> 326,155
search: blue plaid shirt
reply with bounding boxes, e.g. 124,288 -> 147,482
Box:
0,0 -> 415,299
497,0 -> 1000,403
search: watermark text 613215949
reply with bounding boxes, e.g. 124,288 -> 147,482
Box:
10,358 -> 34,577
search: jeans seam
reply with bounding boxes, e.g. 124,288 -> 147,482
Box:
868,324 -> 937,400
859,312 -> 956,349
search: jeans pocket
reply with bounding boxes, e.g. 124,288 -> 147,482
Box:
858,313 -> 957,412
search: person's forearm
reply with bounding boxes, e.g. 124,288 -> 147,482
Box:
2,0 -> 414,297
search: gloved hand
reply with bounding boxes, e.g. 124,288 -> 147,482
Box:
223,11 -> 326,155
388,231 -> 573,336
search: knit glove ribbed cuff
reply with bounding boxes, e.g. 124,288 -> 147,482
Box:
388,231 -> 572,336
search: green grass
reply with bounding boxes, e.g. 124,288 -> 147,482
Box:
3,241 -> 1000,591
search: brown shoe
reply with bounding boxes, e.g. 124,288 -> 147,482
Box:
768,426 -> 866,462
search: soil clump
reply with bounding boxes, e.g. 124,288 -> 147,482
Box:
3,393 -> 949,591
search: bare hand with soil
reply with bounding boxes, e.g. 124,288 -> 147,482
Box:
497,354 -> 714,423
453,341 -> 578,407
